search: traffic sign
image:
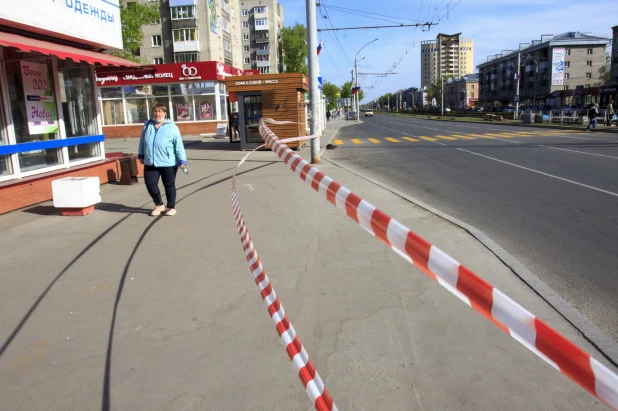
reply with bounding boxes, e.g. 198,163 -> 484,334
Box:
514,95 -> 520,102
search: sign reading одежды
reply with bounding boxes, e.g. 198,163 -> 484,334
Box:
21,60 -> 58,135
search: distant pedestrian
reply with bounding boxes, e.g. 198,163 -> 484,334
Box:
326,110 -> 331,122
606,99 -> 615,126
586,103 -> 598,132
138,104 -> 187,216
230,108 -> 240,139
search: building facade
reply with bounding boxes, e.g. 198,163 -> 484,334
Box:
136,0 -> 243,67
610,25 -> 618,86
239,0 -> 284,74
420,33 -> 474,88
477,32 -> 609,109
443,74 -> 479,109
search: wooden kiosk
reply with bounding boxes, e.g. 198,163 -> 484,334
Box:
225,73 -> 309,150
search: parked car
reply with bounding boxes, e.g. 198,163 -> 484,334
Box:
364,110 -> 374,117
444,108 -> 451,112
347,111 -> 357,120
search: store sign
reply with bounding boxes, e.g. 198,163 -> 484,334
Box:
0,0 -> 122,49
233,79 -> 279,86
243,70 -> 260,76
96,61 -> 243,86
551,48 -> 565,86
21,61 -> 58,135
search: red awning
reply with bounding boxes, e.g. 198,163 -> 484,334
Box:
0,31 -> 139,67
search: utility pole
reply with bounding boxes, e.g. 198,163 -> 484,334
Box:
441,76 -> 444,116
306,0 -> 320,163
354,58 -> 358,121
515,52 -> 521,121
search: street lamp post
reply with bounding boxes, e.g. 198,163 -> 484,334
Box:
355,38 -> 378,121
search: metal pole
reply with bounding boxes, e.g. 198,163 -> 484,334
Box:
306,0 -> 320,163
441,76 -> 444,115
515,52 -> 521,121
355,58 -> 358,121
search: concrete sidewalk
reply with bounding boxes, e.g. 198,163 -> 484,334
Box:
0,125 -> 616,410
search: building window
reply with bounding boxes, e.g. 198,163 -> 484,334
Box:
259,66 -> 270,74
243,46 -> 249,52
565,61 -> 570,68
221,18 -> 230,33
564,73 -> 570,79
564,85 -> 569,90
254,6 -> 268,13
171,6 -> 196,19
257,43 -> 268,50
242,9 -> 248,16
471,93 -> 474,98
585,84 -> 591,88
586,61 -> 592,66
223,39 -> 231,52
222,1 -> 229,13
565,49 -> 571,56
242,33 -> 249,41
152,35 -> 162,47
242,21 -> 249,28
255,18 -> 268,27
586,72 -> 592,78
244,58 -> 250,64
153,57 -> 163,64
173,29 -> 197,42
587,48 -> 593,55
174,52 -> 198,63
257,55 -> 270,62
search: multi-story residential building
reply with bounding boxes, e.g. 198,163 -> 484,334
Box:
443,74 -> 479,109
239,0 -> 284,74
610,25 -> 618,86
420,33 -> 474,88
135,0 -> 243,66
401,87 -> 425,109
477,32 -> 610,109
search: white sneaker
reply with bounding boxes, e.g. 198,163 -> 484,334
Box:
150,205 -> 165,216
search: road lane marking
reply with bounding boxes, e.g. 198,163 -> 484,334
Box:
385,137 -> 401,142
485,133 -> 514,138
351,139 -> 362,144
457,148 -> 618,197
402,137 -> 420,142
368,138 -> 382,143
546,147 -> 618,159
334,140 -> 343,145
451,134 -> 476,140
435,135 -> 458,140
466,134 -> 493,138
419,136 -> 438,141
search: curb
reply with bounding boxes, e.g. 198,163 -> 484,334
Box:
322,155 -> 618,369
319,120 -> 361,156
379,113 -> 618,133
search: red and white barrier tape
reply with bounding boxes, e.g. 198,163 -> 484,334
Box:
247,119 -> 618,410
231,133 -> 337,411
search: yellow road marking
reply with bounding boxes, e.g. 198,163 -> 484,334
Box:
334,139 -> 343,145
351,139 -> 362,144
419,136 -> 438,141
402,137 -> 419,142
368,138 -> 382,143
435,135 -> 458,140
451,134 -> 476,139
514,132 -> 536,135
466,134 -> 494,139
485,133 -> 513,138
385,137 -> 401,142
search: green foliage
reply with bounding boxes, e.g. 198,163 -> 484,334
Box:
426,75 -> 455,105
281,24 -> 308,75
114,0 -> 160,62
358,90 -> 365,103
322,82 -> 340,111
340,81 -> 352,98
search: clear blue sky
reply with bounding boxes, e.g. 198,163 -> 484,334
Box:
278,0 -> 616,102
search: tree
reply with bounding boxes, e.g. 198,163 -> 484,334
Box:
114,0 -> 160,62
322,82 -> 340,111
281,24 -> 308,75
426,75 -> 455,106
358,90 -> 365,103
340,81 -> 352,98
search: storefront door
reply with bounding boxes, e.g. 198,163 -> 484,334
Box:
239,92 -> 262,150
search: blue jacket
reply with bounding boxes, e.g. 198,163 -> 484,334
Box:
138,119 -> 187,167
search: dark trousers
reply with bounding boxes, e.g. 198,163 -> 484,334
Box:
144,165 -> 178,208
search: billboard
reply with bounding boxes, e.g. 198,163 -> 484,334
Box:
0,0 -> 123,50
552,48 -> 565,86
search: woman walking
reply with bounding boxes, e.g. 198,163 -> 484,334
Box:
138,104 -> 187,216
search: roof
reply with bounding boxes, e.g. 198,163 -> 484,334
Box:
551,32 -> 609,41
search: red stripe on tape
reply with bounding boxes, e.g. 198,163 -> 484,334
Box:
299,360 -> 317,388
326,181 -> 341,206
276,314 -> 291,336
283,152 -> 294,165
287,336 -> 303,360
268,298 -> 281,317
371,209 -> 392,246
260,283 -> 273,300
290,157 -> 303,172
315,392 -> 335,411
311,171 -> 326,192
345,192 -> 362,223
300,163 -> 314,181
456,266 -> 508,333
404,231 -> 432,272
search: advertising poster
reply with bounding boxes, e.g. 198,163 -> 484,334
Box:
208,0 -> 217,34
176,102 -> 190,121
199,101 -> 213,120
21,61 -> 59,135
552,48 -> 565,86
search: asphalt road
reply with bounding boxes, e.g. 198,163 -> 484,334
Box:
325,114 -> 618,344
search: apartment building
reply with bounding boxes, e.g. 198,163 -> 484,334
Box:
238,0 -> 284,74
420,33 -> 474,88
443,74 -> 479,109
611,25 -> 618,86
136,0 -> 243,66
477,32 -> 610,109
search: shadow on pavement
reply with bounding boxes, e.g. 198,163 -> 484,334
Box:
22,205 -> 60,216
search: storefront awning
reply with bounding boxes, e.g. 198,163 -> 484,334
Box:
0,31 -> 139,67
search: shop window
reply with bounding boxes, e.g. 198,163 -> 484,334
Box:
4,58 -> 59,144
18,148 -> 62,172
124,85 -> 149,124
57,59 -> 98,138
0,155 -> 12,176
101,100 -> 125,125
68,142 -> 101,162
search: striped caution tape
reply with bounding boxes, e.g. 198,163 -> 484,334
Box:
231,132 -> 337,411
250,118 -> 618,410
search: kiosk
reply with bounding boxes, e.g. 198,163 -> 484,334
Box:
225,73 -> 309,150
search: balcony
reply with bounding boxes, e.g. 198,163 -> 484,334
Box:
256,60 -> 270,67
255,36 -> 269,44
256,49 -> 269,56
173,40 -> 198,52
171,18 -> 197,30
224,49 -> 232,59
254,24 -> 269,31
